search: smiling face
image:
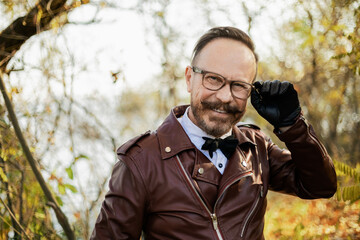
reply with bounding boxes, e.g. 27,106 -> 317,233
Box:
185,38 -> 257,137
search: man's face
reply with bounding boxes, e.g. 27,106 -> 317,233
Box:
185,38 -> 257,137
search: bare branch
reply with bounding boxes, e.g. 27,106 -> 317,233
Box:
0,197 -> 31,240
0,155 -> 22,239
0,73 -> 75,239
0,0 -> 68,71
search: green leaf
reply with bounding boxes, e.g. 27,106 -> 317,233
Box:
65,167 -> 74,180
64,184 -> 78,193
55,195 -> 64,206
58,184 -> 66,195
334,160 -> 360,183
341,185 -> 360,202
35,212 -> 45,219
75,154 -> 89,160
74,154 -> 89,162
336,187 -> 342,201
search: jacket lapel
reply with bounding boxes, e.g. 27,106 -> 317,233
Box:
218,126 -> 256,194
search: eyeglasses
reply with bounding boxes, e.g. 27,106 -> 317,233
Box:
191,66 -> 254,100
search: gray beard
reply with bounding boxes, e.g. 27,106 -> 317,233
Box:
190,102 -> 244,137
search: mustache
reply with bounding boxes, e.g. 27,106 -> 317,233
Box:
201,100 -> 242,114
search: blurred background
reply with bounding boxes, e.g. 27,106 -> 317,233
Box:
0,0 -> 359,239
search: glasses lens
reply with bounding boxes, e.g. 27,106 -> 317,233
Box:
203,73 -> 225,90
232,82 -> 252,99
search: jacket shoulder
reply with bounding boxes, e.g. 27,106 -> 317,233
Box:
236,122 -> 261,130
236,122 -> 270,143
117,130 -> 154,155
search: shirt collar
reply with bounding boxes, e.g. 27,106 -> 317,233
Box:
156,105 -> 256,160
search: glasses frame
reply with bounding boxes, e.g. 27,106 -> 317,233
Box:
191,66 -> 254,100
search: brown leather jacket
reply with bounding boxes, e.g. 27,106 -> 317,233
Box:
91,105 -> 337,240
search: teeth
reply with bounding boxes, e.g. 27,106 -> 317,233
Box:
214,109 -> 226,113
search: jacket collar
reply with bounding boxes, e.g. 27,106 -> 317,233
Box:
233,124 -> 257,147
157,105 -> 256,160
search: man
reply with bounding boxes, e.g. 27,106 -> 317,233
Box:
91,27 -> 337,239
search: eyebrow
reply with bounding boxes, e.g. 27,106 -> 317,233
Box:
193,66 -> 252,83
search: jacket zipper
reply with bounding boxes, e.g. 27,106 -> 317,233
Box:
237,140 -> 265,238
175,155 -> 253,240
240,185 -> 264,238
175,155 -> 224,240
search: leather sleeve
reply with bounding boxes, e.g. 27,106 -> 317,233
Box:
267,115 -> 337,199
90,156 -> 148,239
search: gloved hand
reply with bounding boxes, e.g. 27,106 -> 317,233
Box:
251,80 -> 301,128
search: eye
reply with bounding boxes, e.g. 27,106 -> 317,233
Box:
232,82 -> 250,90
205,74 -> 224,85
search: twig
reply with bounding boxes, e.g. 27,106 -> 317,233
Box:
0,197 -> 32,240
0,155 -> 21,239
0,72 -> 74,240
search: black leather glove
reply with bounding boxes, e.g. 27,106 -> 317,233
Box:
251,80 -> 301,128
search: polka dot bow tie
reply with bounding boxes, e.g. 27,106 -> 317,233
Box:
201,136 -> 239,159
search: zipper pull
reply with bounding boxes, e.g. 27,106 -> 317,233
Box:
260,185 -> 264,198
211,213 -> 218,230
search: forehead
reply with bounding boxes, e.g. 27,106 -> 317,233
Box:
194,38 -> 257,81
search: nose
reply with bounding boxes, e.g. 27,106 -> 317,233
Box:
215,83 -> 233,103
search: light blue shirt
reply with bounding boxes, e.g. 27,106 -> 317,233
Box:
177,107 -> 232,174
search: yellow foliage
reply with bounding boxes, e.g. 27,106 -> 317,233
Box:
156,11 -> 164,17
334,160 -> 360,203
326,89 -> 344,104
11,87 -> 20,94
34,212 -> 46,219
0,168 -> 8,182
334,45 -> 348,55
36,6 -> 43,24
75,1 -> 81,7
265,193 -> 360,239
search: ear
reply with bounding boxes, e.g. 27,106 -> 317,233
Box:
185,66 -> 193,93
